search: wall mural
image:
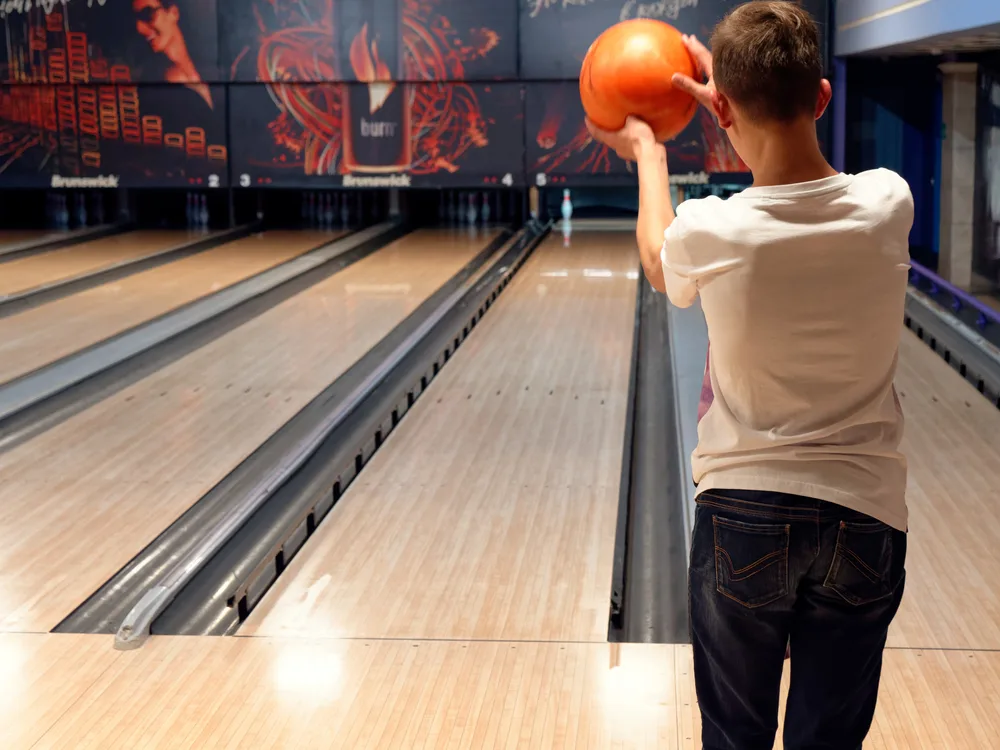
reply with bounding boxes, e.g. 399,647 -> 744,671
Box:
0,0 -> 829,188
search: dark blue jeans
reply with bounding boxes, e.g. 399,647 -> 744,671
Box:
690,489 -> 907,750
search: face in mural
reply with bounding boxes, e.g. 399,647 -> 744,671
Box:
133,0 -> 184,56
131,0 -> 213,106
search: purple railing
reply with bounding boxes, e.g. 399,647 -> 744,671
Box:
909,260 -> 1000,331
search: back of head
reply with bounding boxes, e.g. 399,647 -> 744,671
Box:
711,1 -> 823,122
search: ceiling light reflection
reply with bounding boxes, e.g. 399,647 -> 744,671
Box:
272,642 -> 344,706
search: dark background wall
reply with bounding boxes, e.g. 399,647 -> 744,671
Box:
0,0 -> 829,191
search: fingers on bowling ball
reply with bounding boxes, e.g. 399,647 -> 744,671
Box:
580,19 -> 699,142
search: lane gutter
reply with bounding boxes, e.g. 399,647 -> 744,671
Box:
0,223 -> 405,452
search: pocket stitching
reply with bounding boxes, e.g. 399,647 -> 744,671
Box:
718,547 -> 785,579
714,515 -> 788,534
836,543 -> 882,583
713,517 -> 790,609
823,524 -> 894,605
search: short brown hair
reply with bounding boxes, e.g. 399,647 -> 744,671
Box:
711,1 -> 823,122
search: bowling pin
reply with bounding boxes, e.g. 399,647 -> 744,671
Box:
75,193 -> 86,227
324,193 -> 334,227
562,217 -> 572,247
561,189 -> 573,221
466,192 -> 477,225
59,195 -> 69,229
481,192 -> 491,225
200,194 -> 209,228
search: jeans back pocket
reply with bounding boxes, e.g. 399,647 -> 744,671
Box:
823,520 -> 895,606
713,516 -> 790,608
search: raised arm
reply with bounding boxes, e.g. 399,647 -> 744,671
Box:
585,117 -> 673,294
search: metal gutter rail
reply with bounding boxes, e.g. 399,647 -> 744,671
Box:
0,223 -> 395,433
115,222 -> 548,650
154,223 -> 547,636
0,223 -> 127,263
0,225 -> 255,319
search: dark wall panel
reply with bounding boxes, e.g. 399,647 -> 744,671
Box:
49,84 -> 227,188
1,0 -> 219,84
0,85 -> 59,187
222,0 -> 517,83
525,81 -> 745,187
520,0 -> 829,80
1,82 -> 227,188
231,82 -> 523,187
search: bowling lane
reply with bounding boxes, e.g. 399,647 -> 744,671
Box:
243,232 -> 639,642
0,230 -> 341,386
0,230 -> 202,297
0,228 -> 497,633
0,230 -> 58,252
887,330 -> 1000,651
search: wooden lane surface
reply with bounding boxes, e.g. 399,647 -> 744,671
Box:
0,230 -> 55,250
0,230 -> 199,297
0,230 -> 341,386
2,634 -> 997,749
243,232 -> 639,642
0,229 -> 493,633
890,329 -> 1000,650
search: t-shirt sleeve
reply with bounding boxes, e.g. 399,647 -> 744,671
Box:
660,198 -> 745,309
660,217 -> 700,308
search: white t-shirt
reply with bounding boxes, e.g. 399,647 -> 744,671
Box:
661,169 -> 914,531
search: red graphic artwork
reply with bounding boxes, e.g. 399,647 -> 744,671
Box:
0,2 -> 226,186
526,82 -> 747,183
234,0 -> 517,183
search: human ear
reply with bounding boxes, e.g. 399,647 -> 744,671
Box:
714,91 -> 733,129
815,79 -> 833,121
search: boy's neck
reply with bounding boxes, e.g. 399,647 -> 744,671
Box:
745,120 -> 838,189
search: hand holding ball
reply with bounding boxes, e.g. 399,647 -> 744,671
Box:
580,19 -> 698,143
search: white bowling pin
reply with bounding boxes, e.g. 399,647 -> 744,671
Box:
481,192 -> 491,224
561,189 -> 573,221
466,192 -> 477,225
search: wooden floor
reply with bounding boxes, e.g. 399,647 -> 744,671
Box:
1,231 -> 999,747
243,233 -> 639,642
0,229 -> 491,633
0,230 -> 340,385
890,331 -> 1000,650
0,230 -> 203,297
0,229 -> 55,251
0,635 -> 996,748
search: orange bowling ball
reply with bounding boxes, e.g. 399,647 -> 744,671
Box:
580,19 -> 698,143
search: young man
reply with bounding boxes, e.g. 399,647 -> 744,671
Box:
588,3 -> 913,749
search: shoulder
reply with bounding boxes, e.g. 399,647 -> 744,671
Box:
850,169 -> 914,208
669,195 -> 752,246
675,195 -> 728,224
